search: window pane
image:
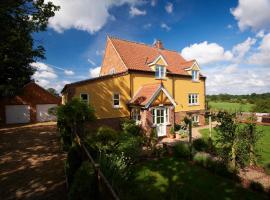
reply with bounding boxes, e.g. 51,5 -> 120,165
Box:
81,94 -> 88,100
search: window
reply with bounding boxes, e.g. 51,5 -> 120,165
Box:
192,115 -> 199,123
132,108 -> 141,124
155,65 -> 166,79
151,108 -> 169,124
109,68 -> 115,75
80,93 -> 89,103
188,94 -> 199,105
192,70 -> 199,81
113,93 -> 120,108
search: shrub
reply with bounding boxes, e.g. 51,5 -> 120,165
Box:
96,126 -> 118,142
121,119 -> 141,136
193,138 -> 209,152
65,145 -> 83,187
249,181 -> 264,193
60,128 -> 73,151
116,134 -> 143,161
193,152 -> 213,168
173,143 -> 190,158
68,161 -> 97,200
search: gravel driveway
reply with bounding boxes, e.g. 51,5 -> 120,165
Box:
0,122 -> 66,200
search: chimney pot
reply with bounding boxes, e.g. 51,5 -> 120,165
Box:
154,39 -> 164,49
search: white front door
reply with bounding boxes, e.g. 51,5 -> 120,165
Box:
156,108 -> 166,137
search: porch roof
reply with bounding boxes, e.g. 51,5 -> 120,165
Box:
129,83 -> 176,108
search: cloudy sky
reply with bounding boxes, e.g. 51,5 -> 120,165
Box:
33,0 -> 270,94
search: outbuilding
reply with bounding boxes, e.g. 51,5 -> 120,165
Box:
0,82 -> 61,124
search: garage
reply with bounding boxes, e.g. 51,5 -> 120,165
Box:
36,104 -> 57,122
5,105 -> 30,124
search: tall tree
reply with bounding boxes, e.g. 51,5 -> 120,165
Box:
47,87 -> 59,97
0,0 -> 59,97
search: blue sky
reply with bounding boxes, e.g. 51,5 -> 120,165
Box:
32,0 -> 270,94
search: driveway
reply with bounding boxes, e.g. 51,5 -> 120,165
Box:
0,122 -> 66,200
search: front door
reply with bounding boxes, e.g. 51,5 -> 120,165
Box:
156,108 -> 166,137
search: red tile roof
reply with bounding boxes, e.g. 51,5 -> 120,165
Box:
129,83 -> 161,106
109,37 -> 194,76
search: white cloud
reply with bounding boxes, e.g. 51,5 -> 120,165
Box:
31,62 -> 58,79
181,41 -> 233,65
64,70 -> 75,75
165,2 -> 173,13
89,66 -> 101,78
47,0 -> 142,34
150,0 -> 156,7
248,32 -> 270,65
161,22 -> 171,31
205,65 -> 270,94
231,0 -> 270,31
143,23 -> 152,29
256,30 -> 265,38
87,58 -> 97,66
129,6 -> 146,17
232,37 -> 256,61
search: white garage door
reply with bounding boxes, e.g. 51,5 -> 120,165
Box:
5,105 -> 30,124
36,104 -> 57,122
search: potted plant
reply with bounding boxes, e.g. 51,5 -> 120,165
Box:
169,126 -> 175,139
175,131 -> 181,139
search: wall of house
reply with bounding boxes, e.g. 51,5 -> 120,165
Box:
130,72 -> 205,112
69,74 -> 131,119
99,38 -> 127,76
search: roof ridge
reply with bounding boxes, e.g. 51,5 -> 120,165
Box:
108,35 -> 181,54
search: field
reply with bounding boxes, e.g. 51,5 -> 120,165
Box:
127,157 -> 267,200
209,101 -> 254,112
199,126 -> 270,174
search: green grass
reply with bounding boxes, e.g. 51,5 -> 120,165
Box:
199,126 -> 270,174
209,101 -> 254,112
126,157 -> 266,200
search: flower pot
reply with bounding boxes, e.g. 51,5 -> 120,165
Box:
175,134 -> 180,140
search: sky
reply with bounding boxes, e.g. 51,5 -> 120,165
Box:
32,0 -> 270,94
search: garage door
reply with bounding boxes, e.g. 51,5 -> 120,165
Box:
5,105 -> 30,124
36,104 -> 57,122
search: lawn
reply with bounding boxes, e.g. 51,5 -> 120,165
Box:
209,101 -> 254,112
127,157 -> 267,200
199,125 -> 270,174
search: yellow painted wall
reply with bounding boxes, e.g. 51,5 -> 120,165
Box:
131,72 -> 205,112
71,74 -> 131,119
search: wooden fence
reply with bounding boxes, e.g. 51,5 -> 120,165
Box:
75,135 -> 120,200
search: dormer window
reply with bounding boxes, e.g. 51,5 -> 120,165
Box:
192,70 -> 199,81
155,65 -> 166,79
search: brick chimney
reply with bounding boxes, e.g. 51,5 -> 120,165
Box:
154,39 -> 164,49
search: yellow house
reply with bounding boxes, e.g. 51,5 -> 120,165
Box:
62,37 -> 206,137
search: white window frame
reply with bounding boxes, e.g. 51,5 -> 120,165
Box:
131,107 -> 141,124
192,115 -> 199,123
155,65 -> 166,79
80,93 -> 89,104
151,107 -> 169,125
188,93 -> 199,105
113,93 -> 120,108
192,70 -> 199,81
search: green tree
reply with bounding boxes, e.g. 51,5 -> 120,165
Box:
47,87 -> 59,97
56,98 -> 96,149
0,0 -> 59,97
252,100 -> 270,113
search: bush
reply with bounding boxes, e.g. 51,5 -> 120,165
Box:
96,126 -> 118,142
116,133 -> 143,161
65,145 -> 83,187
193,138 -> 209,152
173,143 -> 191,158
249,181 -> 264,193
121,119 -> 141,136
68,161 -> 97,200
193,152 -> 213,168
60,128 -> 72,151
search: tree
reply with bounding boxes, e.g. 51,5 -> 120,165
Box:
0,0 -> 59,97
252,100 -> 270,113
47,88 -> 59,97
